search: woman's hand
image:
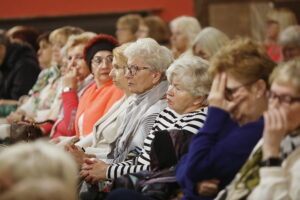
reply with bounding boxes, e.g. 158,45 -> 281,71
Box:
65,144 -> 87,166
197,179 -> 220,196
208,73 -> 244,113
262,107 -> 288,159
80,159 -> 108,184
62,67 -> 78,91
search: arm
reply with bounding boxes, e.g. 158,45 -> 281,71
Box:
61,91 -> 79,136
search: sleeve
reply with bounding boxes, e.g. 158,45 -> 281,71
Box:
176,107 -> 263,190
61,91 -> 79,136
76,133 -> 93,147
248,154 -> 300,200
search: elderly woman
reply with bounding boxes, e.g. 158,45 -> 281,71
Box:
216,59 -> 300,200
192,27 -> 229,60
115,14 -> 142,44
170,16 -> 201,59
0,141 -> 78,198
65,43 -> 134,164
279,25 -> 300,62
136,15 -> 170,47
176,38 -> 276,200
264,8 -> 297,62
80,55 -> 210,185
48,34 -> 123,138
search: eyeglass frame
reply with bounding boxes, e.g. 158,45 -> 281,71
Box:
125,64 -> 149,76
268,90 -> 300,105
91,55 -> 113,67
225,80 -> 258,101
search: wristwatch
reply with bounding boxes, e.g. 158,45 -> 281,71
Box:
260,157 -> 282,167
63,87 -> 73,93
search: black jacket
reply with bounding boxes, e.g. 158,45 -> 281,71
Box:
0,43 -> 40,100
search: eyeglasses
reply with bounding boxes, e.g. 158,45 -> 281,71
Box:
91,56 -> 113,67
125,65 -> 149,76
268,90 -> 300,105
225,80 -> 257,101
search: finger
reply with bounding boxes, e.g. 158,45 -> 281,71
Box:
218,72 -> 227,96
228,95 -> 246,113
84,158 -> 97,165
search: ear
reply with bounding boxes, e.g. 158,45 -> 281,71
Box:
253,79 -> 267,98
151,70 -> 163,84
193,96 -> 206,106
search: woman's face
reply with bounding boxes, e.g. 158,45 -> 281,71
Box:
266,20 -> 280,41
125,57 -> 159,95
269,82 -> 300,132
66,44 -> 90,80
51,35 -> 66,66
110,58 -> 128,91
37,40 -> 52,69
193,44 -> 210,60
91,50 -> 113,85
136,24 -> 149,39
225,74 -> 266,125
116,25 -> 136,44
170,26 -> 188,53
167,75 -> 201,114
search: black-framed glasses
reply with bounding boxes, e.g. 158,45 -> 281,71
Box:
91,56 -> 113,67
125,65 -> 149,76
225,80 -> 257,101
268,90 -> 300,105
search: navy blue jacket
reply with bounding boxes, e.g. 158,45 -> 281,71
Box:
176,107 -> 264,200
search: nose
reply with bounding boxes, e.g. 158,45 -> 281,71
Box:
167,85 -> 174,96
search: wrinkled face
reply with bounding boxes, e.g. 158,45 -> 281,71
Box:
136,24 -> 149,39
91,50 -> 113,85
225,74 -> 264,125
282,45 -> 300,62
266,20 -> 280,41
116,25 -> 136,44
66,44 -> 90,81
166,75 -> 200,114
125,57 -> 159,94
269,82 -> 300,132
110,58 -> 128,91
170,26 -> 188,53
193,44 -> 210,60
51,35 -> 66,66
37,40 -> 53,69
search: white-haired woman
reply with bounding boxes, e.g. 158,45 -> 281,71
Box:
80,55 -> 210,184
192,27 -> 230,60
0,141 -> 78,198
170,16 -> 201,59
279,25 -> 300,62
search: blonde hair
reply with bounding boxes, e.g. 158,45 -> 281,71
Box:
0,141 -> 78,191
117,14 -> 142,33
170,16 -> 201,47
192,27 -> 230,58
267,8 -> 298,33
49,26 -> 84,45
143,16 -> 170,45
113,42 -> 131,67
270,58 -> 300,93
167,55 -> 211,105
61,32 -> 96,57
210,38 -> 276,84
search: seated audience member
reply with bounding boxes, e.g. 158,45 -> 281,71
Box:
136,15 -> 170,47
264,8 -> 297,62
115,14 -> 142,44
192,27 -> 230,60
0,29 -> 40,100
216,59 -> 300,200
64,43 -> 134,164
78,38 -> 173,180
176,38 -> 276,200
169,16 -> 201,58
0,141 -> 78,197
44,34 -> 123,138
80,55 -> 210,183
279,25 -> 300,62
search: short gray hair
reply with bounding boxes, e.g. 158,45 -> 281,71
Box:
124,38 -> 173,74
279,25 -> 300,47
170,16 -> 201,47
166,55 -> 211,104
192,27 -> 230,58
